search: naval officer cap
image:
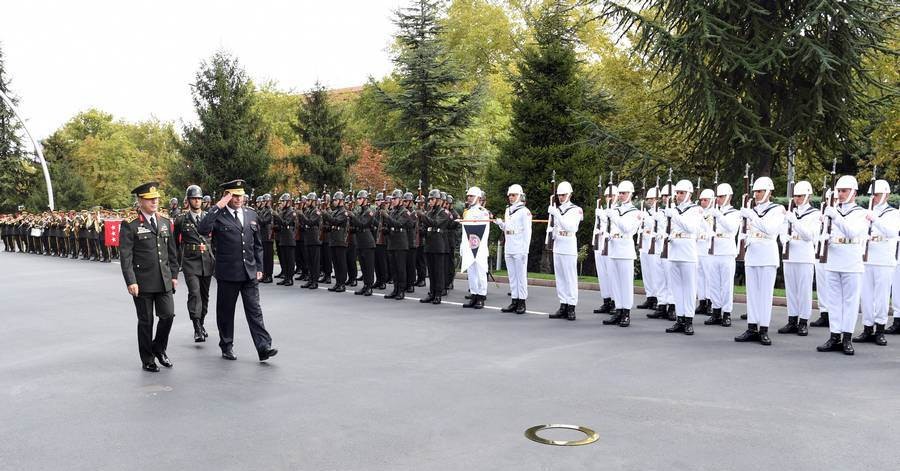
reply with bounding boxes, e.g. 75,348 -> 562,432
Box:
219,179 -> 247,196
132,182 -> 162,199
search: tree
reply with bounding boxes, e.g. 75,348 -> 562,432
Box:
0,42 -> 34,212
293,82 -> 353,192
175,51 -> 272,196
372,0 -> 483,190
601,0 -> 900,178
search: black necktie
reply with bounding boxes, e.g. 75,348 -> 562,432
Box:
149,217 -> 157,232
233,210 -> 242,228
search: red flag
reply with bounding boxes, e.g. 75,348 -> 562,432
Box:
105,219 -> 122,247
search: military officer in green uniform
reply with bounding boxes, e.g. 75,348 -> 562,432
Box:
173,185 -> 215,342
119,182 -> 180,372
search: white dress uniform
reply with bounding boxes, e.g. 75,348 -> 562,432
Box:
593,188 -> 616,311
706,204 -> 740,318
859,201 -> 899,330
462,203 -> 491,297
781,202 -> 820,324
663,200 -> 704,320
655,199 -> 674,310
741,201 -> 785,329
606,202 -> 642,310
549,200 -> 583,307
813,217 -> 832,325
496,202 -> 532,301
695,204 -> 713,309
639,204 -> 659,303
822,202 -> 868,336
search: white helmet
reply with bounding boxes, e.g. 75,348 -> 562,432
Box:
792,181 -> 813,196
873,179 -> 890,194
556,181 -> 573,195
507,184 -> 523,195
617,180 -> 635,193
699,189 -> 715,200
673,179 -> 694,193
834,175 -> 858,191
660,184 -> 672,197
751,177 -> 775,191
716,183 -> 733,196
645,187 -> 659,198
466,186 -> 482,197
604,184 -> 618,196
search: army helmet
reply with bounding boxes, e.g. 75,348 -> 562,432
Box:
344,194 -> 353,203
403,191 -> 414,201
415,195 -> 425,204
202,195 -> 211,203
256,195 -> 263,203
439,191 -> 448,201
307,192 -> 317,200
300,194 -> 308,202
375,192 -> 385,202
169,197 -> 179,206
262,193 -> 272,202
446,194 -> 454,204
185,185 -> 202,199
390,189 -> 403,199
280,192 -> 292,202
356,190 -> 369,200
428,189 -> 441,199
333,190 -> 345,201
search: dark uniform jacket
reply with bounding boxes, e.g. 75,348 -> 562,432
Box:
274,207 -> 297,247
120,212 -> 179,294
350,206 -> 376,249
421,206 -> 452,253
257,206 -> 274,242
173,211 -> 215,277
383,206 -> 413,251
298,208 -> 322,246
198,205 -> 263,282
323,207 -> 350,248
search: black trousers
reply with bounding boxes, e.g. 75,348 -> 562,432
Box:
390,249 -> 407,291
305,244 -> 321,282
262,240 -> 274,277
406,248 -> 417,288
215,278 -> 272,352
278,245 -> 296,279
331,245 -> 348,285
375,245 -> 388,285
445,253 -> 455,288
320,241 -> 332,279
346,243 -> 358,282
416,246 -> 427,282
132,291 -> 174,364
358,247 -> 375,287
184,272 -> 212,321
294,239 -> 305,275
427,252 -> 446,296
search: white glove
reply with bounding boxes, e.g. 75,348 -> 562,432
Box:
740,207 -> 757,220
664,208 -> 677,219
865,210 -> 875,222
785,212 -> 798,224
606,208 -> 619,219
824,206 -> 841,220
709,208 -> 722,219
494,218 -> 503,226
548,205 -> 558,216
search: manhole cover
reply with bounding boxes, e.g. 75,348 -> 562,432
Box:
524,424 -> 599,446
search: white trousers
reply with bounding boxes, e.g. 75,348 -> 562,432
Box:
745,265 -> 777,327
670,261 -> 697,318
697,256 -> 708,300
505,253 -> 528,300
826,270 -> 861,334
784,263 -> 814,320
893,265 -> 900,314
707,256 -> 735,313
554,253 -> 578,305
594,251 -> 610,299
861,265 -> 893,326
659,258 -> 673,305
610,258 -> 634,309
639,252 -> 656,297
815,263 -> 830,314
467,263 -> 487,296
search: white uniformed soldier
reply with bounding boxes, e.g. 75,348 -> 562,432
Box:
462,186 -> 491,308
548,181 -> 583,321
662,179 -> 704,335
778,180 -> 820,336
648,184 -> 676,321
593,184 -> 617,315
637,187 -> 660,311
735,177 -> 785,346
704,183 -> 740,327
495,184 -> 532,314
817,175 -> 868,355
600,181 -> 642,327
855,179 -> 899,346
695,189 -> 715,316
811,189 -> 835,328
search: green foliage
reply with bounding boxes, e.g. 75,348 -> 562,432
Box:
175,51 -> 272,196
0,43 -> 32,212
293,82 -> 354,191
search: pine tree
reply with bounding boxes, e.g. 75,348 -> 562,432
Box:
601,0 -> 899,177
175,51 -> 271,196
0,43 -> 35,212
293,82 -> 353,192
373,0 -> 482,190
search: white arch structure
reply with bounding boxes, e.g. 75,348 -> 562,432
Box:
0,89 -> 54,210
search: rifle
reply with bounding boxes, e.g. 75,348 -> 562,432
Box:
376,182 -> 387,245
863,165 -> 877,262
592,174 -> 602,250
783,178 -> 796,260
649,175 -> 660,255
544,170 -> 556,251
819,158 -> 838,263
637,178 -> 646,251
708,169 -> 719,255
736,163 -> 751,261
660,168 -> 674,259
415,179 -> 423,247
601,171 -> 615,256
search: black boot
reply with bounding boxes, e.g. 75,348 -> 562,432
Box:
566,304 -> 576,321
282,279 -> 293,286
817,332 -> 843,352
797,318 -> 809,336
683,316 -> 694,335
261,276 -> 273,283
810,312 -> 829,327
384,289 -> 397,299
348,280 -> 358,287
759,326 -> 771,345
354,286 -> 368,295
647,304 -> 668,319
735,323 -> 760,342
308,282 -> 319,290
618,309 -> 631,327
334,284 -> 345,293
740,313 -> 748,320
704,308 -> 723,325
666,304 -> 676,321
363,287 -> 372,296
274,273 -> 284,279
473,295 -> 485,309
515,299 -> 527,315
192,319 -> 204,343
874,323 -> 888,346
431,296 -> 441,305
395,290 -> 405,300
550,304 -> 568,319
406,286 -> 415,294
841,332 -> 855,355
462,295 -> 477,308
853,325 -> 876,343
666,316 -> 686,333
694,299 -> 709,315
721,312 -> 732,327
602,309 -> 623,325
885,318 -> 900,334
637,296 -> 657,310
594,298 -> 614,314
778,316 -> 799,334
501,299 -> 518,313
420,293 -> 435,303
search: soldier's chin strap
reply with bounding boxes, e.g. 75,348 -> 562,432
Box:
839,189 -> 856,205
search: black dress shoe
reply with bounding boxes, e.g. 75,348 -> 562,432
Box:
817,333 -> 843,352
261,276 -> 273,283
258,347 -> 278,361
735,324 -> 761,342
276,279 -> 287,285
222,349 -> 237,360
405,286 -> 415,293
420,294 -> 435,303
348,280 -> 358,287
810,312 -> 829,327
363,288 -> 373,296
153,351 -> 173,368
515,300 -> 527,315
282,280 -> 293,286
354,287 -> 367,295
142,362 -> 160,372
501,300 -> 517,312
395,291 -> 406,300
274,273 -> 284,279
431,296 -> 442,305
334,285 -> 346,293
416,280 -> 426,287
307,283 -> 318,290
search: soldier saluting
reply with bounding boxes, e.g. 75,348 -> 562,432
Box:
173,185 -> 215,342
119,182 -> 180,372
